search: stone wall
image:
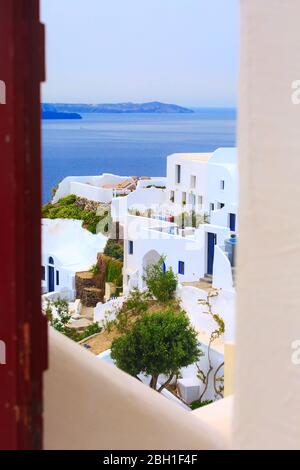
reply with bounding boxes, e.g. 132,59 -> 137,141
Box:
81,287 -> 104,307
75,272 -> 95,299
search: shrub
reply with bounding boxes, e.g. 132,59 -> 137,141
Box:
77,322 -> 102,341
41,194 -> 102,234
124,289 -> 148,316
111,309 -> 201,392
190,399 -> 213,410
90,264 -> 100,276
143,256 -> 177,302
104,239 -> 124,261
106,258 -> 123,286
58,194 -> 77,205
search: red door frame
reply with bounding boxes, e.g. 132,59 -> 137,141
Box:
0,0 -> 48,450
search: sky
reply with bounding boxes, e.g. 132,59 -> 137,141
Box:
41,0 -> 239,107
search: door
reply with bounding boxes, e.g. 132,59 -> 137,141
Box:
48,265 -> 55,292
207,232 -> 217,275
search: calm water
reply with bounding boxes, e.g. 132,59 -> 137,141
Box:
42,109 -> 236,203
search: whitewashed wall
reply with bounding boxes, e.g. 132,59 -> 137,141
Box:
111,187 -> 167,224
70,181 -> 113,203
123,215 -> 206,290
234,0 -> 300,450
213,246 -> 233,291
166,153 -> 209,208
179,285 -> 235,343
52,174 -> 131,203
94,297 -> 125,324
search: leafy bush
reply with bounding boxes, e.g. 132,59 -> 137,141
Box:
58,194 -> 77,205
111,309 -> 201,392
106,258 -> 123,286
42,194 -> 102,234
48,298 -> 102,342
77,322 -> 102,341
104,239 -> 124,261
143,255 -> 177,302
124,289 -> 148,316
189,399 -> 213,410
90,264 -> 100,276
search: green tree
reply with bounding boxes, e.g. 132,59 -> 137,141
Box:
111,310 -> 201,392
143,255 -> 177,302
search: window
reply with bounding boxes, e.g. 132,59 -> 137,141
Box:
178,261 -> 185,275
198,195 -> 203,208
176,164 -> 181,184
42,266 -> 45,281
128,240 -> 134,254
162,261 -> 166,273
220,180 -> 225,190
217,202 -> 225,209
182,192 -> 186,204
170,190 -> 175,203
210,203 -> 215,212
191,175 -> 196,189
56,270 -> 59,286
229,213 -> 236,231
48,256 -> 54,265
190,193 -> 196,206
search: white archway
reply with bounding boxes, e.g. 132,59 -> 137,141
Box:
142,249 -> 161,286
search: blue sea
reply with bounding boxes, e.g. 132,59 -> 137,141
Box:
42,109 -> 236,203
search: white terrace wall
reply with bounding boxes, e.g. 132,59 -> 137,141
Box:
94,297 -> 126,324
69,181 -> 113,203
179,285 -> 235,343
52,174 -> 131,203
213,245 -> 233,291
136,177 -> 167,189
111,187 -> 167,225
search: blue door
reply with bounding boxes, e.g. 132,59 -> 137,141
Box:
207,233 -> 217,275
48,265 -> 55,292
229,213 -> 236,231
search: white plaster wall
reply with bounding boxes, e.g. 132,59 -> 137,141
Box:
136,177 -> 167,189
123,218 -> 206,290
207,160 -> 237,216
179,285 -> 235,343
94,297 -> 125,324
213,246 -> 233,291
42,219 -> 107,297
166,154 -> 208,208
111,187 -> 167,224
70,181 -> 113,203
52,174 -> 131,203
234,0 -> 300,450
45,328 -> 227,449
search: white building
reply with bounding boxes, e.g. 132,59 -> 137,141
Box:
117,148 -> 238,293
53,173 -> 166,205
42,219 -> 107,299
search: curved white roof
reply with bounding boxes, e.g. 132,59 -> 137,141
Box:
42,219 -> 107,270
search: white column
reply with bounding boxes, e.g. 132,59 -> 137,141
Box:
235,0 -> 300,449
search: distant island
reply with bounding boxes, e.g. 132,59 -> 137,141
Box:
42,110 -> 82,120
42,101 -> 194,114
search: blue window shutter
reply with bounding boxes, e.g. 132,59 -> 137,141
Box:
178,261 -> 185,275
